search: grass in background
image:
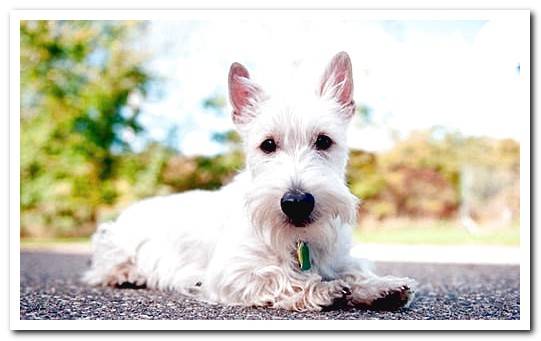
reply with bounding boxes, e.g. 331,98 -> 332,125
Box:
354,219 -> 520,246
20,237 -> 90,248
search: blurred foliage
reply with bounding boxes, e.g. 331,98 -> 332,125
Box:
161,151 -> 244,191
203,94 -> 227,112
348,130 -> 520,224
20,21 -> 520,239
20,21 -> 153,237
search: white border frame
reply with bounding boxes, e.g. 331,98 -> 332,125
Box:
10,9 -> 531,331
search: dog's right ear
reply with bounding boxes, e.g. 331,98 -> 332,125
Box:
228,63 -> 263,125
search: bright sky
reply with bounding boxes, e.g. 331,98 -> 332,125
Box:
135,17 -> 528,156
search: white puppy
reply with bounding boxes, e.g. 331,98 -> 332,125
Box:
83,52 -> 417,312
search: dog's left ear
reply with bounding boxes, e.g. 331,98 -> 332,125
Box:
319,52 -> 355,119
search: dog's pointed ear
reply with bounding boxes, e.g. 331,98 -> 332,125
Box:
319,52 -> 355,118
228,62 -> 263,125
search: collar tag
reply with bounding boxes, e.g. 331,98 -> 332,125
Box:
296,240 -> 311,271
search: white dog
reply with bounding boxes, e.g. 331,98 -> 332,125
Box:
83,52 -> 417,312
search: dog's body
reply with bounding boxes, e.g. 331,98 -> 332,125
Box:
83,52 -> 416,311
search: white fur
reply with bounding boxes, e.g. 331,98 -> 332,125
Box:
82,52 -> 417,311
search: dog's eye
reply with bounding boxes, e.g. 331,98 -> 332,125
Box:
315,134 -> 333,151
260,138 -> 277,154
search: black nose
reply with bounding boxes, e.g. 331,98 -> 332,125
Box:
280,191 -> 315,227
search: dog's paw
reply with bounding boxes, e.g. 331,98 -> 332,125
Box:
348,276 -> 417,311
369,285 -> 415,311
318,280 -> 352,310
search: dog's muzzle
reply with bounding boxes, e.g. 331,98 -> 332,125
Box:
280,191 -> 315,227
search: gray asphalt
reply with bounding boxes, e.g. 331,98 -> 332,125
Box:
20,250 -> 520,320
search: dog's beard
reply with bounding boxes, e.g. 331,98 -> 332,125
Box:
243,171 -> 358,254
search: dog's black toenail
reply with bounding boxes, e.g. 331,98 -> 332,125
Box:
116,282 -> 147,290
342,287 -> 351,296
370,288 -> 410,311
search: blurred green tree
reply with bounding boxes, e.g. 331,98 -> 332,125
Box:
20,20 -> 153,237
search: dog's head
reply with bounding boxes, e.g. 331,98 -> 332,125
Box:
228,52 -> 358,244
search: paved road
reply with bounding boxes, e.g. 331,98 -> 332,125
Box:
20,250 -> 520,320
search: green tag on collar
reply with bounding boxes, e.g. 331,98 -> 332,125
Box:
296,240 -> 311,271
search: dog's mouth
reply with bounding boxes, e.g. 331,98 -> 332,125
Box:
286,216 -> 314,228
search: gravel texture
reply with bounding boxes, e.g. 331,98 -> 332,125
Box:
20,250 -> 520,320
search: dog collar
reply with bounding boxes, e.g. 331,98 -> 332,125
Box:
296,240 -> 311,271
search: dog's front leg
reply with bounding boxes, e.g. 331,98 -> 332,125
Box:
339,258 -> 417,311
206,265 -> 351,312
271,275 -> 352,312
